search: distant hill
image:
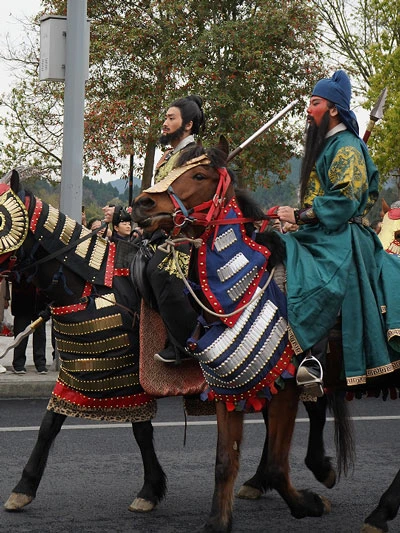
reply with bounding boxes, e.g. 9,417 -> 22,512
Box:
108,177 -> 142,194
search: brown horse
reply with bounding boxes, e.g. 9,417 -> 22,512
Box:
132,143 -> 354,532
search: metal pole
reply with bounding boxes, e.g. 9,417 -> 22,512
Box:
60,0 -> 88,221
128,154 -> 134,206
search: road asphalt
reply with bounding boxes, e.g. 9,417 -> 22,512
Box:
0,320 -> 58,399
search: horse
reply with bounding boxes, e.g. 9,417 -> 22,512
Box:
0,171 -> 167,515
132,141 -> 400,533
132,143 -> 355,532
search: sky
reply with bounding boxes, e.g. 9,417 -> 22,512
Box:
0,1 -> 42,93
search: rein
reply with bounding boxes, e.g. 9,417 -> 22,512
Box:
158,237 -> 275,319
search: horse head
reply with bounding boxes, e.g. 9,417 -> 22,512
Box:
0,170 -> 31,269
132,141 -> 235,238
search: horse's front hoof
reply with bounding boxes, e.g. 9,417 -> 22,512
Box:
128,497 -> 156,513
320,495 -> 331,514
322,469 -> 337,489
4,492 -> 34,511
361,523 -> 386,533
236,484 -> 262,500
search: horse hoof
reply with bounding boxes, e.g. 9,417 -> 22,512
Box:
4,492 -> 34,511
361,524 -> 385,533
128,497 -> 155,513
322,470 -> 336,489
320,495 -> 331,514
236,484 -> 262,500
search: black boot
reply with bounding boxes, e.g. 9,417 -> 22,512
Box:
296,337 -> 328,397
154,341 -> 192,364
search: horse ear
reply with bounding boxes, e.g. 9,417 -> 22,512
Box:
217,135 -> 230,157
10,170 -> 20,193
381,198 -> 390,218
1,169 -> 20,192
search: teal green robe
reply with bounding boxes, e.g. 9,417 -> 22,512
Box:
281,130 -> 400,385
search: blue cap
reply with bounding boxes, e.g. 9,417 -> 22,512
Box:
312,70 -> 359,136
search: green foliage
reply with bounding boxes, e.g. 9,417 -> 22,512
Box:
23,174 -> 129,224
1,0 -> 324,191
311,0 -> 400,186
250,158 -> 300,209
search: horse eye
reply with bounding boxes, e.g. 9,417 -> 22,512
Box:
193,173 -> 206,181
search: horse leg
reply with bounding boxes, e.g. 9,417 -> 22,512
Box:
4,410 -> 66,511
128,420 -> 167,513
304,396 -> 336,488
362,469 -> 400,533
236,405 -> 269,500
203,402 -> 244,533
266,382 -> 330,518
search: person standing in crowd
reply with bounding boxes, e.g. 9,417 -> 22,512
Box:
276,70 -> 400,396
11,279 -> 48,375
87,216 -> 112,239
110,207 -> 132,242
0,279 -> 10,373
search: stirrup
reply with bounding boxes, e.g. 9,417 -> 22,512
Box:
296,355 -> 324,397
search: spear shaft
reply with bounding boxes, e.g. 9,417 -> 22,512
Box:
227,100 -> 299,162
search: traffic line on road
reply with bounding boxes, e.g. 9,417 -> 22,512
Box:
1,415 -> 400,432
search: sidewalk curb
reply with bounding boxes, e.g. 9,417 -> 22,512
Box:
0,367 -> 57,399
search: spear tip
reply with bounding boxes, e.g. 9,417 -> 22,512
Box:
370,87 -> 387,121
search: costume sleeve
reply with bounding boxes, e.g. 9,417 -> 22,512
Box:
312,145 -> 369,231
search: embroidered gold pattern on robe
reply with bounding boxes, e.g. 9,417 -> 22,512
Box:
158,250 -> 190,279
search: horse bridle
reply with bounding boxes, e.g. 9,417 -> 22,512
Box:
167,165 -> 256,237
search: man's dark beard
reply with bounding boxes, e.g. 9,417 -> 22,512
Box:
299,111 -> 331,204
158,124 -> 186,146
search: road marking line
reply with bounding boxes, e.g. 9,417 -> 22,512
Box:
1,415 -> 400,432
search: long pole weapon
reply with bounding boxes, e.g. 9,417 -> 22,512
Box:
227,99 -> 299,162
363,87 -> 387,143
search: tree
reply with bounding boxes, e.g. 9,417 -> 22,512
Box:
1,0 -> 325,190
311,0 -> 400,183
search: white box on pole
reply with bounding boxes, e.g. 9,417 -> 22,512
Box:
40,15 -> 90,82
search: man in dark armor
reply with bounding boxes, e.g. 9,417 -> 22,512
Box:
105,95 -> 205,364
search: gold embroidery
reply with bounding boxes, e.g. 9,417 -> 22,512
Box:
60,216 -> 77,245
58,367 -> 139,391
346,359 -> 400,385
44,205 -> 59,233
287,326 -> 303,355
158,250 -> 190,279
75,227 -> 92,258
95,293 -> 116,309
56,334 -> 130,354
53,314 -> 123,335
60,354 -> 134,372
328,146 -> 368,201
89,237 -> 107,270
388,329 -> 400,342
303,169 -> 324,207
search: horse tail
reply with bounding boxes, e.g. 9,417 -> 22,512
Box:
327,390 -> 356,478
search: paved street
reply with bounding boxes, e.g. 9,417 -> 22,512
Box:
1,395 -> 400,532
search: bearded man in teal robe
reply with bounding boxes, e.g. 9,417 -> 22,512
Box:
276,70 -> 400,392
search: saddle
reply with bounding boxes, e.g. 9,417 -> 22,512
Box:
139,301 -> 206,397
